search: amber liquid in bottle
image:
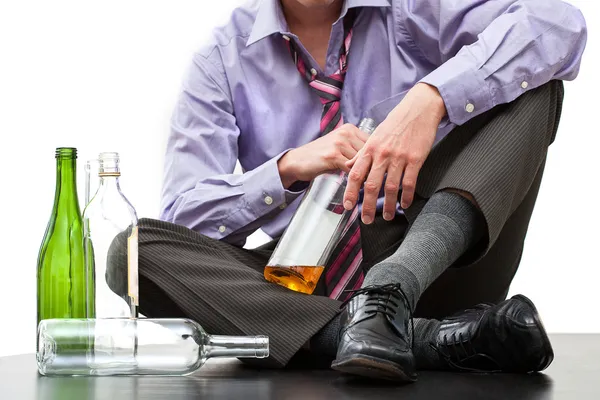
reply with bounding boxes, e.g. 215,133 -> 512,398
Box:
264,266 -> 324,295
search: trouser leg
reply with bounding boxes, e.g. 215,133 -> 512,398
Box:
107,219 -> 341,368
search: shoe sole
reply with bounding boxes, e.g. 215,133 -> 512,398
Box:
331,354 -> 417,382
512,294 -> 555,372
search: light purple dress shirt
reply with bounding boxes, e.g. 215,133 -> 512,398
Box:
160,0 -> 587,247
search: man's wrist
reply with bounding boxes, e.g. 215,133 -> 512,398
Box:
277,150 -> 298,189
418,82 -> 447,121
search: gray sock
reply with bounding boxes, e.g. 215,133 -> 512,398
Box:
362,191 -> 485,309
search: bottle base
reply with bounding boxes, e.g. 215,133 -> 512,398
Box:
264,266 -> 324,295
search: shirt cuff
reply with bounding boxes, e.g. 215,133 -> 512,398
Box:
419,49 -> 492,126
242,149 -> 306,218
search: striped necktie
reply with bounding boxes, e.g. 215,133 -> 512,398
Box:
285,10 -> 364,302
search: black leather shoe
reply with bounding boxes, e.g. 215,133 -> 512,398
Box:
331,284 -> 417,382
432,294 -> 554,373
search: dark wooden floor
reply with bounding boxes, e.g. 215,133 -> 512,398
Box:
1,335 -> 598,400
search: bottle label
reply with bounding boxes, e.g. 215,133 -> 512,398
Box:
128,226 -> 139,306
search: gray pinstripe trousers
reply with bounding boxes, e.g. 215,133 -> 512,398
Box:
109,80 -> 564,368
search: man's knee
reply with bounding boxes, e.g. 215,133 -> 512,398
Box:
518,79 -> 564,146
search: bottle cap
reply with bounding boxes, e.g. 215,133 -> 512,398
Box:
358,118 -> 377,134
98,152 -> 120,177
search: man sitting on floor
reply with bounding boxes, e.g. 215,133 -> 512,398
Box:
109,0 -> 587,382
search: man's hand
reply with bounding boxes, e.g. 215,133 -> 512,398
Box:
343,83 -> 447,224
278,123 -> 370,188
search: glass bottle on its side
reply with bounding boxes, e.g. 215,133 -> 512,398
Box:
37,318 -> 269,376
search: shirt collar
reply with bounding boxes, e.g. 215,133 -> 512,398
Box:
246,0 -> 390,47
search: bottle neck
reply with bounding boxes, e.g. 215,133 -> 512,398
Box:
54,157 -> 79,211
358,117 -> 377,135
204,335 -> 269,359
98,175 -> 120,190
92,172 -> 123,198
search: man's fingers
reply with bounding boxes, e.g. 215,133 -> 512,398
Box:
383,160 -> 405,220
400,162 -> 421,209
340,145 -> 358,164
349,135 -> 367,152
361,159 -> 387,225
344,151 -> 371,210
353,126 -> 371,142
335,125 -> 366,162
346,151 -> 360,169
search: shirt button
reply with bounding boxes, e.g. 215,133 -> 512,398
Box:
218,225 -> 226,233
264,196 -> 273,205
282,34 -> 291,41
310,68 -> 317,76
465,103 -> 475,113
521,81 -> 529,89
279,203 -> 287,210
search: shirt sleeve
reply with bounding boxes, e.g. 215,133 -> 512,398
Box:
395,0 -> 587,126
159,53 -> 304,246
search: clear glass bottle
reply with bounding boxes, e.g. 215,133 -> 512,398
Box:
37,148 -> 93,326
265,118 -> 377,295
83,152 -> 138,319
37,318 -> 269,376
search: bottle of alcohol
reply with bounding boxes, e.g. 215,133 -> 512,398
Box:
83,152 -> 138,319
265,118 -> 377,295
37,318 -> 269,376
37,148 -> 93,326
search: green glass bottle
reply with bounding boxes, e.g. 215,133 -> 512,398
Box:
37,148 -> 94,326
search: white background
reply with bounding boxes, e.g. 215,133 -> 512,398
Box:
0,0 -> 597,357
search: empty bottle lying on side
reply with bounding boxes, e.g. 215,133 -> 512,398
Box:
36,318 -> 269,376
